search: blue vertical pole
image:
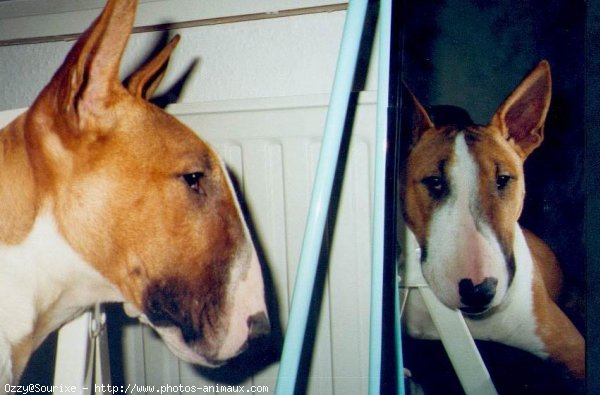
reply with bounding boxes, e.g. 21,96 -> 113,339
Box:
370,1 -> 404,394
274,1 -> 368,394
369,0 -> 391,393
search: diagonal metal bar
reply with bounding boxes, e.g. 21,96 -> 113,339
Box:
274,1 -> 369,393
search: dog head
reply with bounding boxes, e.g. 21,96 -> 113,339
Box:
402,61 -> 551,315
23,0 -> 269,366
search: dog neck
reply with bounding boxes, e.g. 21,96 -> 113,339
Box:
0,119 -> 122,381
0,115 -> 37,245
464,224 -> 547,357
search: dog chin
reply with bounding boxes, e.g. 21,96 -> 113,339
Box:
459,306 -> 493,319
152,325 -> 224,367
432,295 -> 500,319
459,299 -> 505,319
122,302 -> 223,367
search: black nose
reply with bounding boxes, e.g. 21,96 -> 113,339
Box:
248,312 -> 270,339
458,277 -> 498,313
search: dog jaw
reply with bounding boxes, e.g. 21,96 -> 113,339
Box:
130,249 -> 268,367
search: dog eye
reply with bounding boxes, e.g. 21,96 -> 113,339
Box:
496,175 -> 512,190
182,172 -> 205,195
421,176 -> 446,199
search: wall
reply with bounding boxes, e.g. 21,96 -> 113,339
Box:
0,3 -> 377,111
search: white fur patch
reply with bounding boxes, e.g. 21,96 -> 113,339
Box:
466,225 -> 547,357
0,211 -> 122,381
424,134 -> 508,309
211,151 -> 267,362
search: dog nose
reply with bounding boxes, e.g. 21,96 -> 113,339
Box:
248,311 -> 270,339
458,277 -> 498,313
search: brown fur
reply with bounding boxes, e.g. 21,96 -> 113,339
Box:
0,116 -> 38,245
403,61 -> 585,379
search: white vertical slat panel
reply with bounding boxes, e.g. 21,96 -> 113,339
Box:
141,326 -> 181,390
327,138 -> 373,395
118,93 -> 375,394
238,140 -> 287,391
52,312 -> 90,393
121,324 -> 147,389
281,138 -> 316,303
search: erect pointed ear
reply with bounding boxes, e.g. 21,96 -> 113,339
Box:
126,35 -> 181,100
402,83 -> 434,145
490,60 -> 552,158
41,0 -> 137,119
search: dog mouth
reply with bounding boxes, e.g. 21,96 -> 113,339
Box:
459,306 -> 492,318
152,325 -> 228,367
120,309 -> 268,370
124,304 -> 231,367
459,300 -> 505,319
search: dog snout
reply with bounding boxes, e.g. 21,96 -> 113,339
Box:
458,277 -> 498,314
248,311 -> 270,340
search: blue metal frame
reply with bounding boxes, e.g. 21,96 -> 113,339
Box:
275,1 -> 403,393
369,0 -> 403,394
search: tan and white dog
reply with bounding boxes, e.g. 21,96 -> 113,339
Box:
0,0 -> 269,384
401,61 -> 584,379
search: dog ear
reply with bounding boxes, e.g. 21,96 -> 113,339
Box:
37,0 -> 137,121
490,61 -> 552,158
402,83 -> 434,145
126,35 -> 181,100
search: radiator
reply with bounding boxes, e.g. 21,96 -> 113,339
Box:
119,93 -> 377,394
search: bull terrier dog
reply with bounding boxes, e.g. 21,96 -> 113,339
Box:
0,0 -> 269,384
401,61 -> 584,379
